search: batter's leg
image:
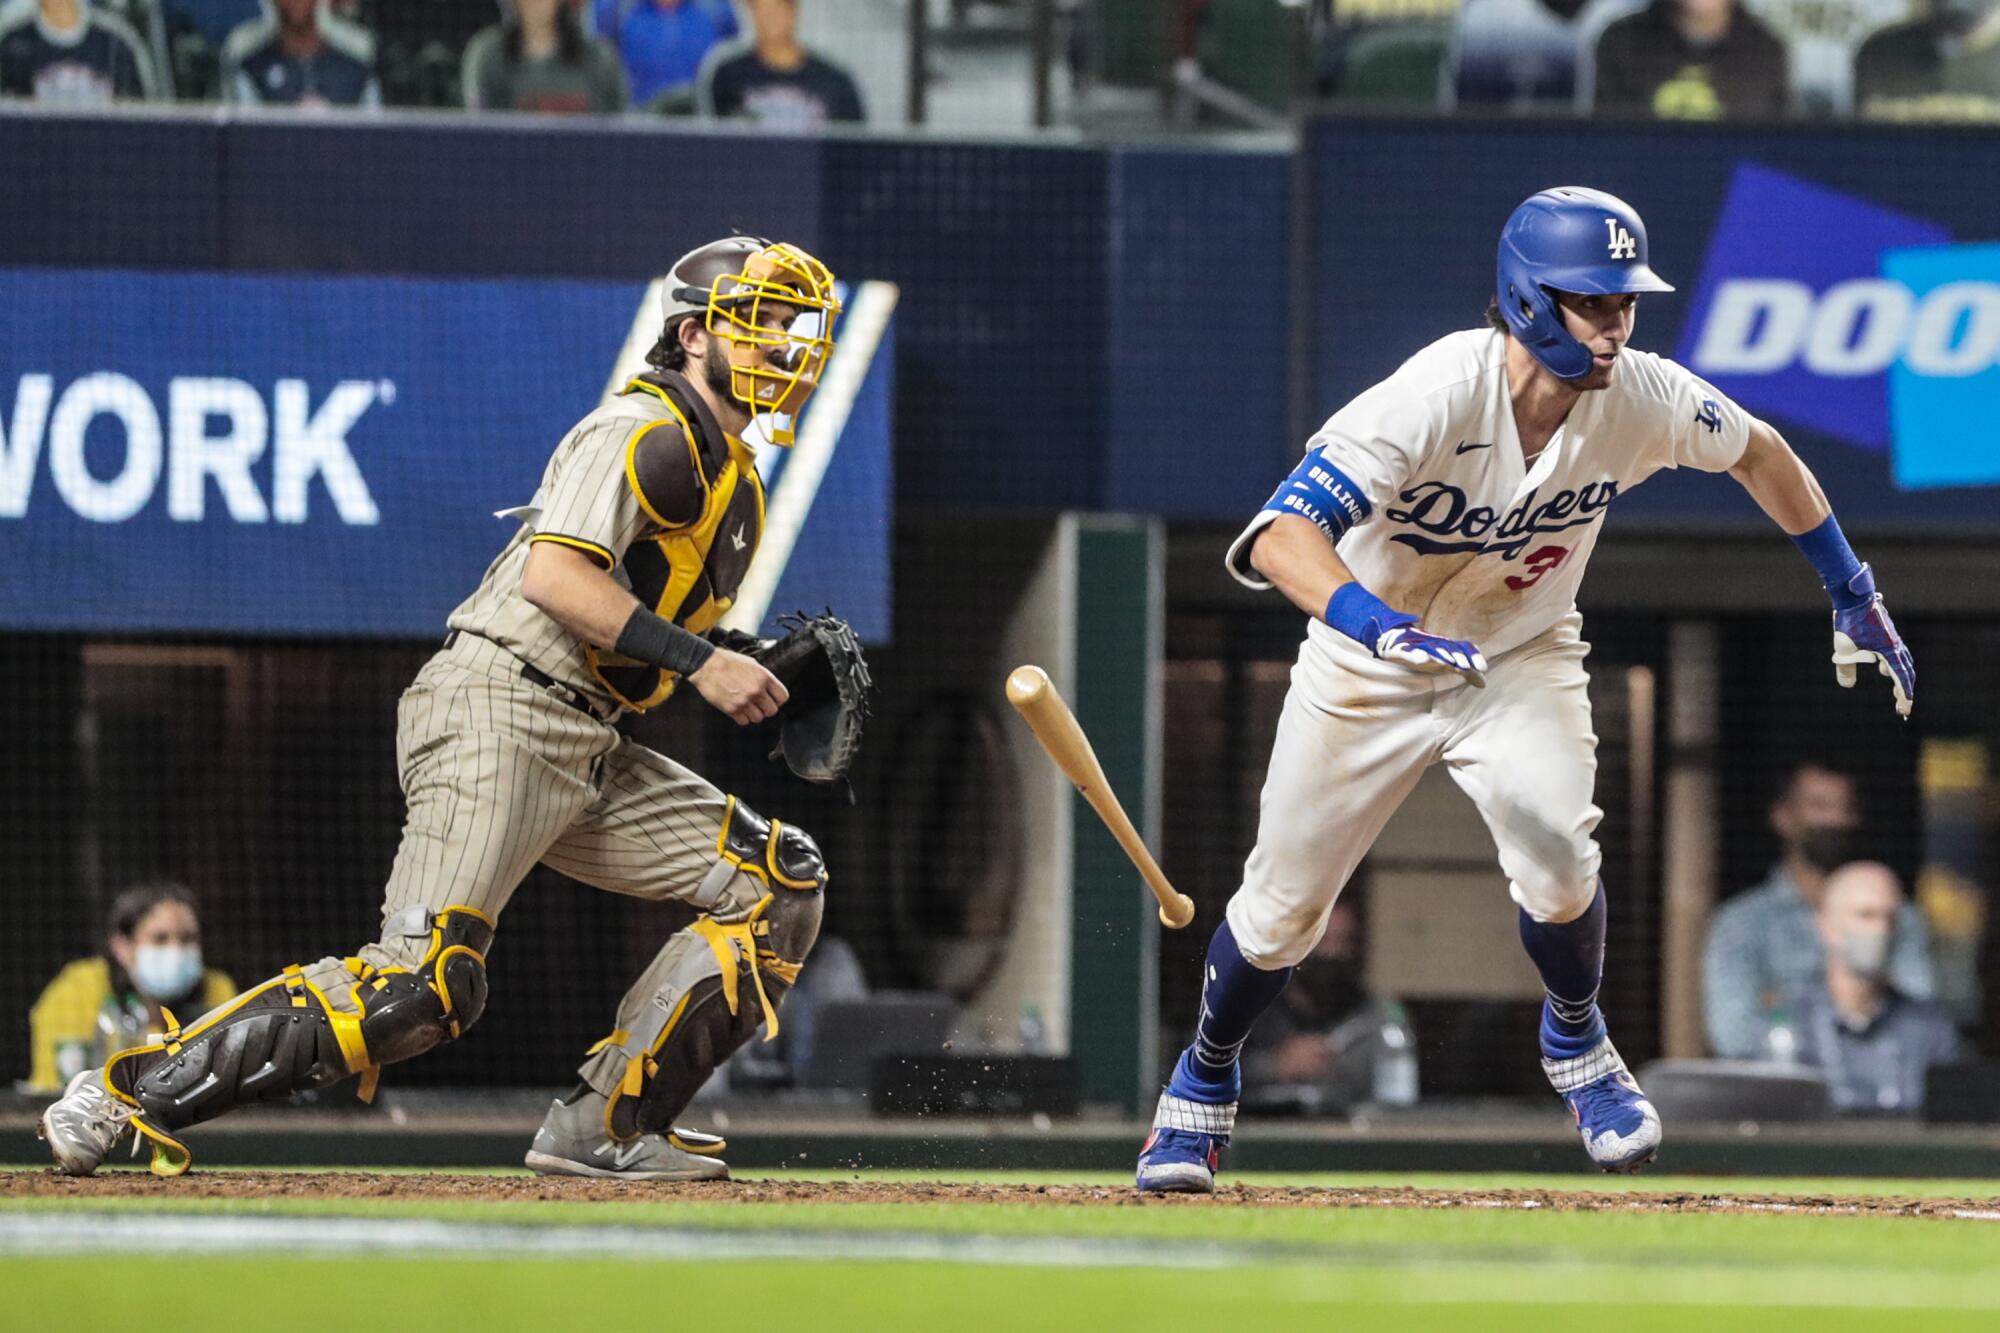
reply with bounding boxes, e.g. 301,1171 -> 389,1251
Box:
42,662 -> 612,1177
1139,656 -> 1439,1193
1441,630 -> 1659,1170
529,738 -> 825,1179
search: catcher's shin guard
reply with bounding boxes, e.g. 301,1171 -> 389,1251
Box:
589,803 -> 825,1142
103,905 -> 494,1176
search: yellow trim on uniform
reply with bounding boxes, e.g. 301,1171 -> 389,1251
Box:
584,412 -> 764,714
765,820 -> 821,891
603,993 -> 693,1142
585,1028 -> 631,1057
529,533 -> 616,570
666,1131 -> 727,1157
621,399 -> 712,531
690,897 -> 781,1043
130,1115 -> 192,1178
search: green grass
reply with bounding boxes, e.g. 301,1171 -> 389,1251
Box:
6,1169 -> 1999,1330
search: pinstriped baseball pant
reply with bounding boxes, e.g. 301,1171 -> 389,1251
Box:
290,632 -> 775,1050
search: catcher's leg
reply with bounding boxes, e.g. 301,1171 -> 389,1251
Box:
84,906 -> 496,1176
47,657 -> 612,1177
533,786 -> 826,1177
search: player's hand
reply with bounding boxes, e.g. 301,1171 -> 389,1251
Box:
1375,624 -> 1488,687
1830,565 -> 1913,718
688,648 -> 789,725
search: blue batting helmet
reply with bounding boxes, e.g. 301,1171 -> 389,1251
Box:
1496,187 -> 1674,381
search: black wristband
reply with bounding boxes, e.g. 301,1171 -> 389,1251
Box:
615,606 -> 717,677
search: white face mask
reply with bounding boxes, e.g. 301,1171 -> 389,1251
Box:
131,943 -> 203,1001
1836,927 -> 1893,983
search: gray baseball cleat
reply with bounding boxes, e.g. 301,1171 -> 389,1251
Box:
38,1068 -> 138,1177
524,1086 -> 729,1182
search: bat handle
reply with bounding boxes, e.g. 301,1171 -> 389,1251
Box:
1158,895 -> 1196,930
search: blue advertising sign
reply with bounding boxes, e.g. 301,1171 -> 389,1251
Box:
1677,163 -> 2000,490
0,268 -> 891,638
1309,122 -> 2000,528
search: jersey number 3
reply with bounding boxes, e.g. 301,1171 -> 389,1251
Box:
1506,545 -> 1571,592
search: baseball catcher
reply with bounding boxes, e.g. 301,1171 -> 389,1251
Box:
39,236 -> 867,1182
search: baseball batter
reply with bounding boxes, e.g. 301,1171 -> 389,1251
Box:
1137,188 -> 1917,1191
40,236 -> 851,1182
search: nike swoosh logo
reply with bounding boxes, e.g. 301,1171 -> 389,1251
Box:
1455,441 -> 1492,455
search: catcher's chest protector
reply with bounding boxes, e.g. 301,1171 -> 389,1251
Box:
589,371 -> 765,711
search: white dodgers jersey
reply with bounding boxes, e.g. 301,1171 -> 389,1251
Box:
1229,328 -> 1751,659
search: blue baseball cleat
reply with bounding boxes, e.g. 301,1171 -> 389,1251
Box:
1136,1052 -> 1238,1194
1542,1035 -> 1662,1172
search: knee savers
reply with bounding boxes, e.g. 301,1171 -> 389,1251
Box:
355,905 -> 496,1064
107,906 -> 494,1148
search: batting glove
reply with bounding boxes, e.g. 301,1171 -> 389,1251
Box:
1829,565 -> 1914,718
1376,623 -> 1489,687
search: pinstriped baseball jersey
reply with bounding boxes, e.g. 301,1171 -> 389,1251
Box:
447,369 -> 765,712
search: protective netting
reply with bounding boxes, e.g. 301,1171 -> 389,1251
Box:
3,4 -> 1996,1133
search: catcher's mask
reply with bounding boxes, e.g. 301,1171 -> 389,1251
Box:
661,236 -> 841,446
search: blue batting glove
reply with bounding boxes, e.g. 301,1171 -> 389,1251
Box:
1829,565 -> 1914,718
1324,583 -> 1488,685
1376,623 -> 1489,686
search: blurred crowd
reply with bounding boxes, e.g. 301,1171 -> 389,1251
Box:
8,0 -> 1997,124
1314,0 -> 2000,120
0,0 -> 865,122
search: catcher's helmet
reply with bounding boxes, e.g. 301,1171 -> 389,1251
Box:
659,236 -> 841,445
1496,187 -> 1673,381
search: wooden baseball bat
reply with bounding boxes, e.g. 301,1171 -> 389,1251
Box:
1005,664 -> 1195,930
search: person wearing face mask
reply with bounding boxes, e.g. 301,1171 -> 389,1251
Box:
1792,863 -> 1962,1113
1702,761 -> 1935,1059
24,882 -> 236,1095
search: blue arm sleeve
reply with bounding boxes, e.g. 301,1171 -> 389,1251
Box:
1790,514 -> 1869,610
1261,454 -> 1373,546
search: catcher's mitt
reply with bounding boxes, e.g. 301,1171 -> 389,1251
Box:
753,611 -> 872,783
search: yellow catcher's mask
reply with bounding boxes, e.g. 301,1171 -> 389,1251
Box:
662,237 -> 841,446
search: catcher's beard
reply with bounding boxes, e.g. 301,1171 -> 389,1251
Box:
701,337 -> 738,408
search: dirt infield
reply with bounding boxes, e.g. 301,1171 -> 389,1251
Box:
5,1170 -> 1998,1219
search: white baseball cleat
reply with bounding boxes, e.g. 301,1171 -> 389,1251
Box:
38,1068 -> 138,1177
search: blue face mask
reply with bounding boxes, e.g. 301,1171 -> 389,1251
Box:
131,944 -> 203,1001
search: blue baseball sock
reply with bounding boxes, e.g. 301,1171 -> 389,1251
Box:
1169,918 -> 1293,1103
1518,880 -> 1608,1061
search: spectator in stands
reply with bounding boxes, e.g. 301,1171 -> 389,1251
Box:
1447,0 -> 1590,112
1589,0 -> 1790,118
698,0 -> 864,127
594,0 -> 736,112
1854,0 -> 2000,120
360,0 -> 496,107
159,1 -> 264,97
0,0 -> 161,102
223,0 -> 380,107
464,0 -> 627,112
1793,862 -> 1962,1113
25,882 -> 236,1095
1703,760 -> 1935,1058
161,0 -> 260,49
1745,0 -> 1912,116
1243,900 -> 1388,1112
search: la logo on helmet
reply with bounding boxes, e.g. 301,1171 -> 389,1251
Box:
1605,218 -> 1637,260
